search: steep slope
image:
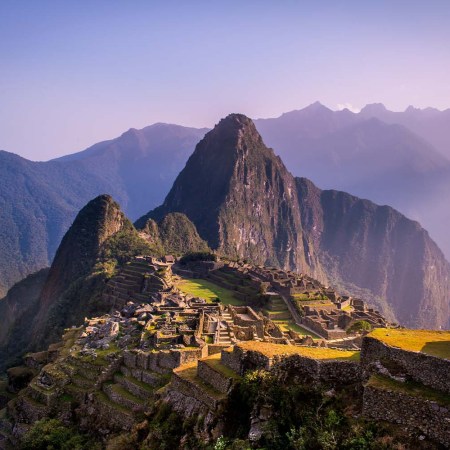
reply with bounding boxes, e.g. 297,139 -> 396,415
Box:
297,178 -> 450,329
0,151 -> 117,297
31,195 -> 153,348
139,114 -> 450,329
0,124 -> 206,296
138,114 -> 320,274
255,103 -> 450,259
0,269 -> 49,371
138,213 -> 210,256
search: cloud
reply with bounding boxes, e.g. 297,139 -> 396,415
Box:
336,103 -> 360,113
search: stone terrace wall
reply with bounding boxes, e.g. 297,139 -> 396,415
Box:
221,346 -> 361,385
123,348 -> 204,374
361,337 -> 450,394
272,355 -> 361,385
197,361 -> 233,394
363,383 -> 450,447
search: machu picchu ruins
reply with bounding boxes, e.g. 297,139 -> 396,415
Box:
1,252 -> 449,449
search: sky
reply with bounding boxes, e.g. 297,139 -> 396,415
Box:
1,0 -> 450,161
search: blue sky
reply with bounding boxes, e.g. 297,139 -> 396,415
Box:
1,0 -> 450,160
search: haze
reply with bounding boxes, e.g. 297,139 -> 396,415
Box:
1,0 -> 450,160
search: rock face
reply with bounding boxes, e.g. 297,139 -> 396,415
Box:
255,103 -> 450,261
297,178 -> 450,329
139,114 -> 321,275
138,114 -> 450,329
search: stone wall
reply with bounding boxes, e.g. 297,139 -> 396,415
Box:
197,361 -> 233,394
361,337 -> 450,394
272,355 -> 361,385
170,372 -> 221,410
363,382 -> 450,447
221,348 -> 243,374
123,348 -> 204,374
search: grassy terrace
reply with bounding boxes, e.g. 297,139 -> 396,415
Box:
273,320 -> 321,339
174,363 -> 226,400
176,277 -> 243,305
368,328 -> 450,359
367,374 -> 450,406
202,354 -> 241,379
237,341 -> 360,361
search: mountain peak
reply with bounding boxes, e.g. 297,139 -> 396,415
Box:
303,101 -> 331,113
360,103 -> 388,114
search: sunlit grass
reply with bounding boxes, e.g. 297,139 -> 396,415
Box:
176,277 -> 243,305
368,328 -> 450,359
237,341 -> 360,361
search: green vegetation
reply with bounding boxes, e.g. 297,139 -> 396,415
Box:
274,320 -> 321,339
20,418 -> 99,450
367,374 -> 450,407
219,369 -> 411,450
179,251 -> 218,264
158,213 -> 211,256
346,320 -> 373,334
369,328 -> 450,359
176,277 -> 243,306
99,228 -> 156,267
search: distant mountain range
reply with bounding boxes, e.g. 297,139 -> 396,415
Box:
0,125 -> 205,296
1,103 -> 449,321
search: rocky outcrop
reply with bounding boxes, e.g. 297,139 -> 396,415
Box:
138,113 -> 323,277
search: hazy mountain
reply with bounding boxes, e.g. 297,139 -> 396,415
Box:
139,114 -> 450,329
57,123 -> 208,219
0,124 -> 206,296
255,103 -> 450,259
359,103 -> 450,157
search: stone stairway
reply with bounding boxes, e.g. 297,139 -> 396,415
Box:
94,362 -> 163,431
216,310 -> 234,345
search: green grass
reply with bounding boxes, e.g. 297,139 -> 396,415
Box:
368,328 -> 450,359
176,277 -> 244,305
274,320 -> 321,339
367,374 -> 450,406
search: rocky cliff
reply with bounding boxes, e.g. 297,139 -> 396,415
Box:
297,177 -> 450,329
138,114 -> 450,329
138,114 -> 322,276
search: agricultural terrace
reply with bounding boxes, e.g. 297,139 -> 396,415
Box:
368,328 -> 450,359
367,374 -> 450,406
176,277 -> 243,306
237,341 -> 360,361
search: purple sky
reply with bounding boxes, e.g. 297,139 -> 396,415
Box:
1,0 -> 450,160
